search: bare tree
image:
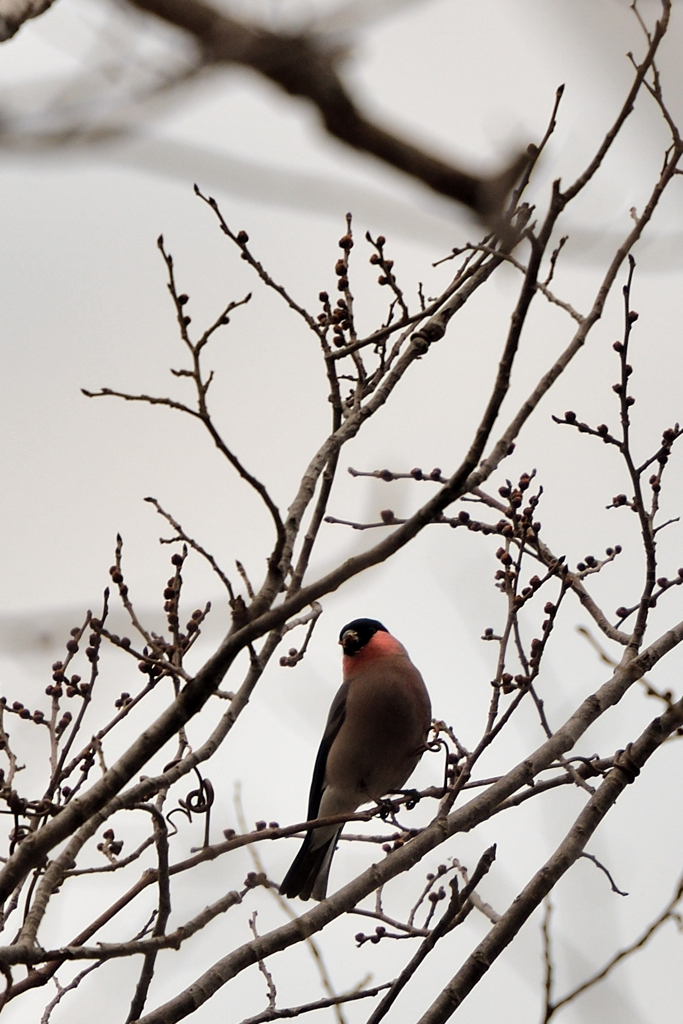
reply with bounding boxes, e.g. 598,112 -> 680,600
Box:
0,2 -> 682,1023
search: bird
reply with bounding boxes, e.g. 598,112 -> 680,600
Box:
280,617 -> 432,901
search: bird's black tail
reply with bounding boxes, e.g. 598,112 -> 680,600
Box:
280,827 -> 341,901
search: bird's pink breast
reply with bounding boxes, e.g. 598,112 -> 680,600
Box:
342,630 -> 406,676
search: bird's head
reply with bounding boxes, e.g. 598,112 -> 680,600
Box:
339,618 -> 388,656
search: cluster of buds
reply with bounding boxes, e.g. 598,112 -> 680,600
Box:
410,466 -> 446,482
335,246 -> 352,288
279,646 -> 302,667
366,231 -> 397,288
84,618 -> 104,663
334,228 -> 353,292
137,652 -> 166,681
177,291 -> 191,328
355,925 -> 388,946
498,473 -> 541,538
616,566 -> 683,620
109,561 -> 129,598
493,545 -> 517,588
553,410 -> 620,445
164,552 -> 184,630
656,567 -> 683,591
380,830 -> 407,854
0,694 -> 49,726
575,546 -> 621,574
55,710 -> 73,737
78,750 -> 95,775
156,551 -> 209,662
317,293 -> 352,348
50,656 -> 91,700
243,870 -> 268,889
235,229 -> 250,261
98,826 -> 124,860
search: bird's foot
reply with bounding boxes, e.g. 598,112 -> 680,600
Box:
376,797 -> 397,820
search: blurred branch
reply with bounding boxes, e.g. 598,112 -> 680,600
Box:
0,0 -> 56,41
126,0 -> 530,220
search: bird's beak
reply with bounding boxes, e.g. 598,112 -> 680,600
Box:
339,629 -> 358,647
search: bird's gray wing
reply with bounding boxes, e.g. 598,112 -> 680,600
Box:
306,679 -> 349,820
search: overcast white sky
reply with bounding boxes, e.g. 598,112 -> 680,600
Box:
1,2 -> 683,1022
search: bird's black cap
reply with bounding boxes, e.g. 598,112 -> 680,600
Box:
339,618 -> 388,655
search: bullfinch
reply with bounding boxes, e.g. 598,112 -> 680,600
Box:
280,618 -> 432,901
